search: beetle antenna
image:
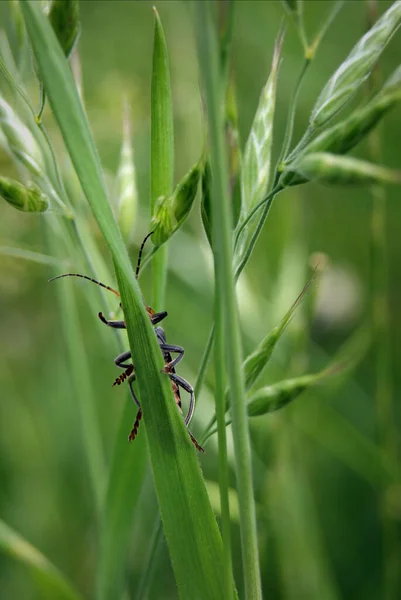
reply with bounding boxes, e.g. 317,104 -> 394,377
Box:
48,273 -> 120,297
136,231 -> 154,279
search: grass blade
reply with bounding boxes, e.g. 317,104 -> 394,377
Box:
97,401 -> 148,600
195,3 -> 262,598
0,519 -> 84,600
150,7 -> 174,310
0,245 -> 68,266
114,100 -> 138,245
22,3 -> 231,597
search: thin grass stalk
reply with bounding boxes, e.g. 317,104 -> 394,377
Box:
150,8 -> 173,311
366,2 -> 398,597
195,3 -> 262,598
214,298 -> 233,599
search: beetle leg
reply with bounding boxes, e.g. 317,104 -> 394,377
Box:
150,310 -> 168,325
114,350 -> 132,369
168,372 -> 203,452
112,351 -> 134,387
160,344 -> 185,370
167,373 -> 194,426
98,312 -> 126,329
128,408 -> 142,442
127,372 -> 141,408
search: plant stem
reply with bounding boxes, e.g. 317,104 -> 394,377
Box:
366,2 -> 398,596
214,294 -> 233,599
234,186 -> 282,281
195,3 -> 262,598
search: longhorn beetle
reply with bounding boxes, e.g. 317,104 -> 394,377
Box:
50,232 -> 204,452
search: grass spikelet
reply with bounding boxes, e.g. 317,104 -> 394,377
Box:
309,0 -> 401,128
235,29 -> 284,270
282,152 -> 401,187
0,96 -> 45,176
0,176 -> 49,212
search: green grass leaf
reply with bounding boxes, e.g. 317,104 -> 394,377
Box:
22,3 -> 230,598
150,7 -> 174,310
0,519 -> 84,600
114,100 -> 138,244
96,400 -> 148,600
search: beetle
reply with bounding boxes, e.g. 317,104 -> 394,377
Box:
50,232 -> 204,452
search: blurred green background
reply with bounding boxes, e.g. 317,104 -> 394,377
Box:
1,1 -> 401,598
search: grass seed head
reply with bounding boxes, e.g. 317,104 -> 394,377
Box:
151,161 -> 201,246
0,98 -> 46,177
285,152 -> 401,187
0,176 -> 49,212
310,1 -> 401,128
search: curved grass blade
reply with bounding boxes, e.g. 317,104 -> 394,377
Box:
0,519 -> 84,600
22,3 -> 232,598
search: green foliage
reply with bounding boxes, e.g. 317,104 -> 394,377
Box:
0,176 -> 49,211
151,160 -> 201,246
0,519 -> 83,600
48,0 -> 80,58
234,29 -> 283,272
114,101 -> 138,244
309,0 -> 401,128
283,152 -> 401,187
1,2 -> 401,599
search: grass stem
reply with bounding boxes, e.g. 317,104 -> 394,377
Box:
195,3 -> 262,597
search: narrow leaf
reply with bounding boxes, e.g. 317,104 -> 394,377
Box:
150,7 -> 174,211
150,7 -> 174,310
0,519 -> 83,600
48,0 -> 80,58
22,4 -> 230,598
97,404 -> 148,600
115,100 -> 138,244
0,245 -> 67,266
